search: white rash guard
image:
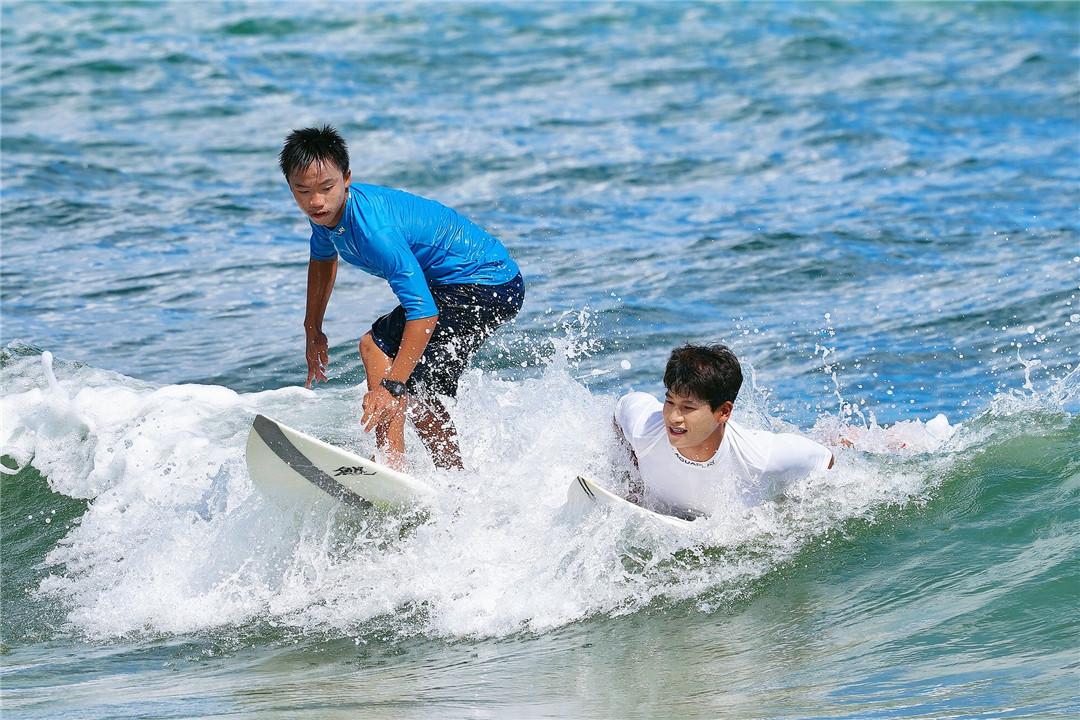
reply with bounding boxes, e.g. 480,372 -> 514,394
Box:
615,391 -> 833,516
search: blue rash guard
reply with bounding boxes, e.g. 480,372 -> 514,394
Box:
308,184 -> 520,320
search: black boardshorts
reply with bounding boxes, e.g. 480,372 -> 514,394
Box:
369,273 -> 524,399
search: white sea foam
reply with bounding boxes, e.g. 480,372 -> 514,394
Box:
2,348 -> 976,641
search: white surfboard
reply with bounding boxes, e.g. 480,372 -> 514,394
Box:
567,475 -> 698,530
245,414 -> 435,511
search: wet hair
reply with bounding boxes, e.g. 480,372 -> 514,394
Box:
663,343 -> 743,411
279,125 -> 350,180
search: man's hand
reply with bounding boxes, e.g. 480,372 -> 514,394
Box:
305,330 -> 330,388
361,383 -> 407,432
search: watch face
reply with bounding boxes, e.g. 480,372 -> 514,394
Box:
381,378 -> 407,397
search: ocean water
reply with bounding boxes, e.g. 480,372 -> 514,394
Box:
2,2 -> 1078,718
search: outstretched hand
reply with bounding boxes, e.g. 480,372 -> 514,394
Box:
305,330 -> 329,388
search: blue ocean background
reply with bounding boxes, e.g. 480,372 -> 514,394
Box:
2,2 -> 1078,718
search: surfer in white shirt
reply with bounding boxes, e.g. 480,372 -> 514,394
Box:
614,343 -> 834,519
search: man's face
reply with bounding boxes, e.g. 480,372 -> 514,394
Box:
662,390 -> 731,451
288,160 -> 351,227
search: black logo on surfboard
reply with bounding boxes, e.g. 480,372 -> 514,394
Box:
334,466 -> 377,477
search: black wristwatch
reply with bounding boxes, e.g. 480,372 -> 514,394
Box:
380,378 -> 408,398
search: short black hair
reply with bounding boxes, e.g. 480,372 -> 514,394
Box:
279,125 -> 350,180
663,343 -> 742,411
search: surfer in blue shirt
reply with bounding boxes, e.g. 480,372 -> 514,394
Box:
279,125 -> 524,470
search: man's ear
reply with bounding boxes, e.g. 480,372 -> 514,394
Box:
343,168 -> 352,187
713,401 -> 733,423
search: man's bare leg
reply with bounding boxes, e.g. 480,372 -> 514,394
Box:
359,331 -> 462,470
409,396 -> 464,470
359,332 -> 407,469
